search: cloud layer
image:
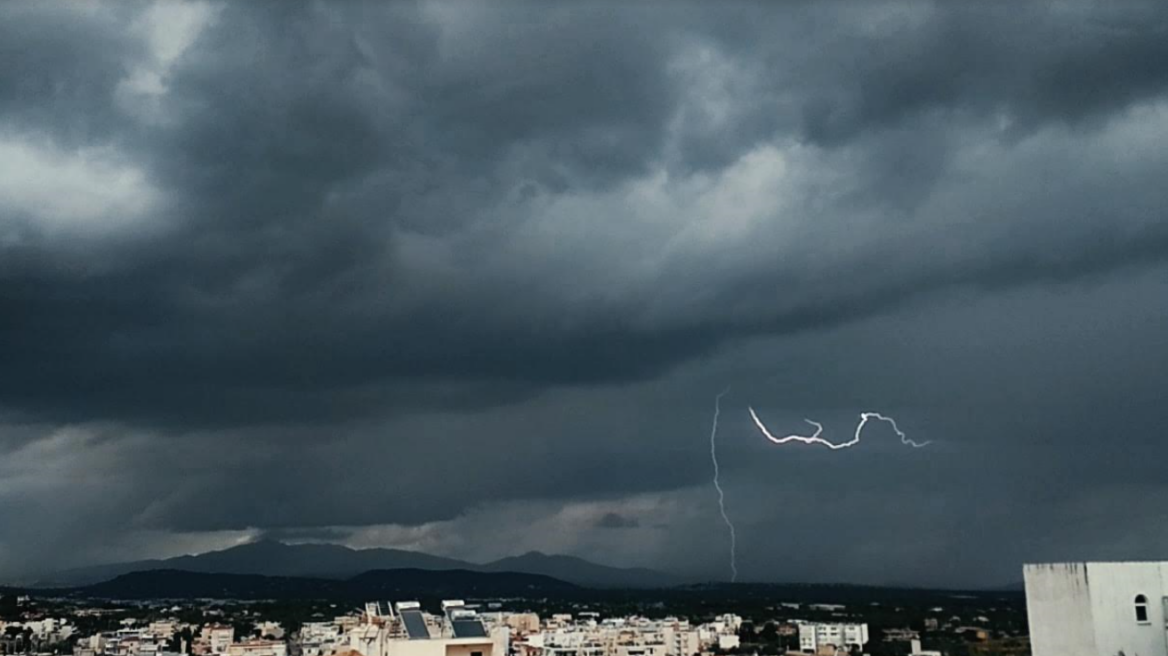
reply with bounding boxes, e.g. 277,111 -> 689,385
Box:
2,0 -> 1168,586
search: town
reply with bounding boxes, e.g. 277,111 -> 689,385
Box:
11,559 -> 1168,656
0,585 -> 1028,656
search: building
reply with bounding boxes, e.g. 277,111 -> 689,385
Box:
343,601 -> 500,656
715,635 -> 738,652
299,622 -> 344,656
658,619 -> 699,656
256,623 -> 285,640
478,614 -> 540,636
1024,561 -> 1168,656
967,638 -> 1029,656
524,614 -> 728,656
881,629 -> 918,643
952,627 -> 988,642
203,626 -> 235,655
227,641 -> 287,656
906,639 -> 941,656
526,629 -> 604,656
796,622 -> 868,654
711,616 -> 743,635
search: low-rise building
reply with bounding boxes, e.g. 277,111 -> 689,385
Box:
881,629 -> 918,643
906,639 -> 941,656
298,621 -> 344,656
203,625 -> 236,655
525,613 -> 733,656
256,623 -> 285,641
228,640 -> 288,656
795,622 -> 868,654
148,622 -> 179,641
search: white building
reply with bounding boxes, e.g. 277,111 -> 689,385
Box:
715,635 -> 739,652
226,641 -> 287,656
203,625 -> 235,655
298,622 -> 344,656
147,622 -> 179,640
660,622 -> 698,656
527,629 -> 605,656
796,622 -> 868,653
6,618 -> 76,643
907,639 -> 941,656
525,614 -> 724,656
255,622 -> 285,640
1025,561 -> 1168,656
342,601 -> 501,656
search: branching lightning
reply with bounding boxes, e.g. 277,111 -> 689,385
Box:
709,400 -> 925,583
709,388 -> 737,583
748,408 -> 930,449
702,404 -> 926,583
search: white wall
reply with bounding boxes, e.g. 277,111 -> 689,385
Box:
796,623 -> 867,652
386,638 -> 494,656
1025,562 -> 1168,656
1025,563 -> 1098,656
1084,562 -> 1166,656
491,626 -> 510,656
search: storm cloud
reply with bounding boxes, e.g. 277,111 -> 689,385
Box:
2,0 -> 1168,586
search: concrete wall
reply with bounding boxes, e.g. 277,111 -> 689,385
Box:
392,642 -> 439,656
1085,562 -> 1167,656
445,641 -> 495,656
796,624 -> 866,652
1024,563 -> 1098,656
387,638 -> 494,656
490,626 -> 510,656
1025,562 -> 1168,656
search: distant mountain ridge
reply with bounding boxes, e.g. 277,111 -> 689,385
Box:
6,570 -> 1027,605
78,568 -> 577,600
36,540 -> 681,589
482,551 -> 677,588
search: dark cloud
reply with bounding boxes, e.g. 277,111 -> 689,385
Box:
255,527 -> 355,544
595,513 -> 640,530
0,2 -> 143,145
1,0 -> 1168,585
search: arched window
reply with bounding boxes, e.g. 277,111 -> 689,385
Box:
1135,594 -> 1149,623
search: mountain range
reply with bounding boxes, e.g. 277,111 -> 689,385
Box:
71,568 -> 578,600
35,540 -> 681,589
9,568 -> 1026,607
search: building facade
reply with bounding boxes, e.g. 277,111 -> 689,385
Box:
796,622 -> 868,654
227,641 -> 287,656
204,626 -> 235,655
1024,561 -> 1168,656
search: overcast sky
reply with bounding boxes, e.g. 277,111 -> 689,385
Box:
3,0 -> 1168,588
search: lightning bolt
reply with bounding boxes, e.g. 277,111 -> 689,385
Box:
748,408 -> 930,449
709,388 -> 738,583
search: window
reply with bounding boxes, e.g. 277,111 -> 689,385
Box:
1135,594 -> 1149,623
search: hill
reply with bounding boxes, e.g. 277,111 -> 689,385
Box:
37,541 -> 681,589
482,551 -> 677,589
78,568 -> 578,600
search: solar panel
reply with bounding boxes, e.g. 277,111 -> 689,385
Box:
401,610 -> 430,640
452,619 -> 488,638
